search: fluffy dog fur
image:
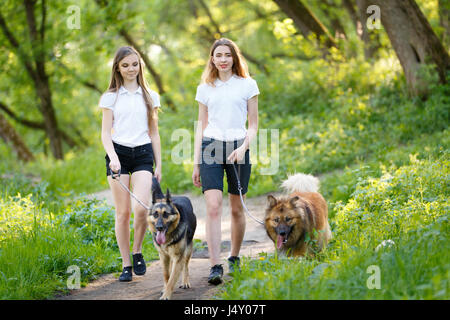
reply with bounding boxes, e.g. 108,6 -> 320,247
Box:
265,173 -> 331,257
147,178 -> 196,300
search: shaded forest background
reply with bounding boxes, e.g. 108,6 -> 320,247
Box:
0,0 -> 448,167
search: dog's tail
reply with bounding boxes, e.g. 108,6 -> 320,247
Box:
281,173 -> 320,193
152,176 -> 164,202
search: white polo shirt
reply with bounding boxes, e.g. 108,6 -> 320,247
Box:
195,75 -> 259,141
99,86 -> 160,147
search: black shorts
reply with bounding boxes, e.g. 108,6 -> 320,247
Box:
200,138 -> 252,195
105,142 -> 154,176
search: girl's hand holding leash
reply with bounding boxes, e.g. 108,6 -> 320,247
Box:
109,156 -> 121,174
192,165 -> 202,188
227,145 -> 246,163
154,166 -> 162,183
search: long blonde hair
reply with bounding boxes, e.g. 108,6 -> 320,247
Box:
201,38 -> 249,86
105,46 -> 157,125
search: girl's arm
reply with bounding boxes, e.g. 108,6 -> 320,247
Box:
192,103 -> 208,187
101,109 -> 120,173
243,95 -> 258,151
148,109 -> 162,182
227,95 -> 258,163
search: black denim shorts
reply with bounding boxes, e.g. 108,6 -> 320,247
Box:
105,142 -> 154,176
200,138 -> 251,195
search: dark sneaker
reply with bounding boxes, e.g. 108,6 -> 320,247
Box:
119,266 -> 132,282
208,264 -> 223,285
227,256 -> 241,274
133,253 -> 146,276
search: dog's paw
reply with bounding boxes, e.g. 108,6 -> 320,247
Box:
159,292 -> 171,300
179,282 -> 191,289
159,288 -> 172,300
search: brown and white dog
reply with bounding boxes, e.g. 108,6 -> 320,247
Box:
265,173 -> 332,257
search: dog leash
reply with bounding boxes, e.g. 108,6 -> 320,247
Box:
231,163 -> 265,225
111,169 -> 151,211
111,166 -> 264,225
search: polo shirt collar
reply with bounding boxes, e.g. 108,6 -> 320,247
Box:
119,85 -> 143,95
214,74 -> 238,87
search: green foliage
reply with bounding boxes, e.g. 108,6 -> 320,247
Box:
0,180 -> 158,299
60,198 -> 117,249
221,153 -> 449,299
334,154 -> 449,247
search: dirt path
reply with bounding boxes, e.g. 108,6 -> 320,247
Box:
57,191 -> 280,300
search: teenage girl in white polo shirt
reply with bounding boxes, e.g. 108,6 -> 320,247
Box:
99,46 -> 162,282
192,38 -> 259,284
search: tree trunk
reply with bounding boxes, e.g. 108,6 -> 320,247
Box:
356,0 -> 381,59
0,2 -> 64,159
372,0 -> 450,97
0,112 -> 34,162
439,0 -> 450,46
273,0 -> 337,49
24,0 -> 64,159
34,70 -> 64,159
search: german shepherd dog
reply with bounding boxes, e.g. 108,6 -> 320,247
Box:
265,173 -> 332,257
148,178 -> 197,300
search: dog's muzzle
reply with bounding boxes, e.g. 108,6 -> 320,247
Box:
275,225 -> 292,249
155,218 -> 167,245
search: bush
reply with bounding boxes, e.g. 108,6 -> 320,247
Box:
220,152 -> 449,300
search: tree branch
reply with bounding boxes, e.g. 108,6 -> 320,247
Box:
0,10 -> 38,82
0,101 -> 82,148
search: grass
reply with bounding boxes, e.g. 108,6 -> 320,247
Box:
219,151 -> 449,300
0,185 -> 159,299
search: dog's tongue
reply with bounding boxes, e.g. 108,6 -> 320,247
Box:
156,231 -> 166,245
277,235 -> 284,249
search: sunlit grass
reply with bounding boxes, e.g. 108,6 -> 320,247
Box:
220,153 -> 449,300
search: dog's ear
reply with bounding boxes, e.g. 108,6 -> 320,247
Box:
152,189 -> 157,204
165,188 -> 172,204
267,195 -> 277,208
289,196 -> 299,208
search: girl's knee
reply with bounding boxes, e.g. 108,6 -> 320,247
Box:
207,203 -> 222,219
231,206 -> 244,218
116,209 -> 131,225
134,205 -> 148,218
133,208 -> 148,225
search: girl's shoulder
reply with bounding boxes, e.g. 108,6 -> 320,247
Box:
197,82 -> 212,90
101,90 -> 117,98
147,88 -> 159,98
240,75 -> 257,84
235,76 -> 258,91
146,88 -> 161,108
99,90 -> 118,109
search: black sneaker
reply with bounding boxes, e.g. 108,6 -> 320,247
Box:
208,264 -> 224,285
227,256 -> 241,274
132,253 -> 146,276
119,266 -> 132,282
